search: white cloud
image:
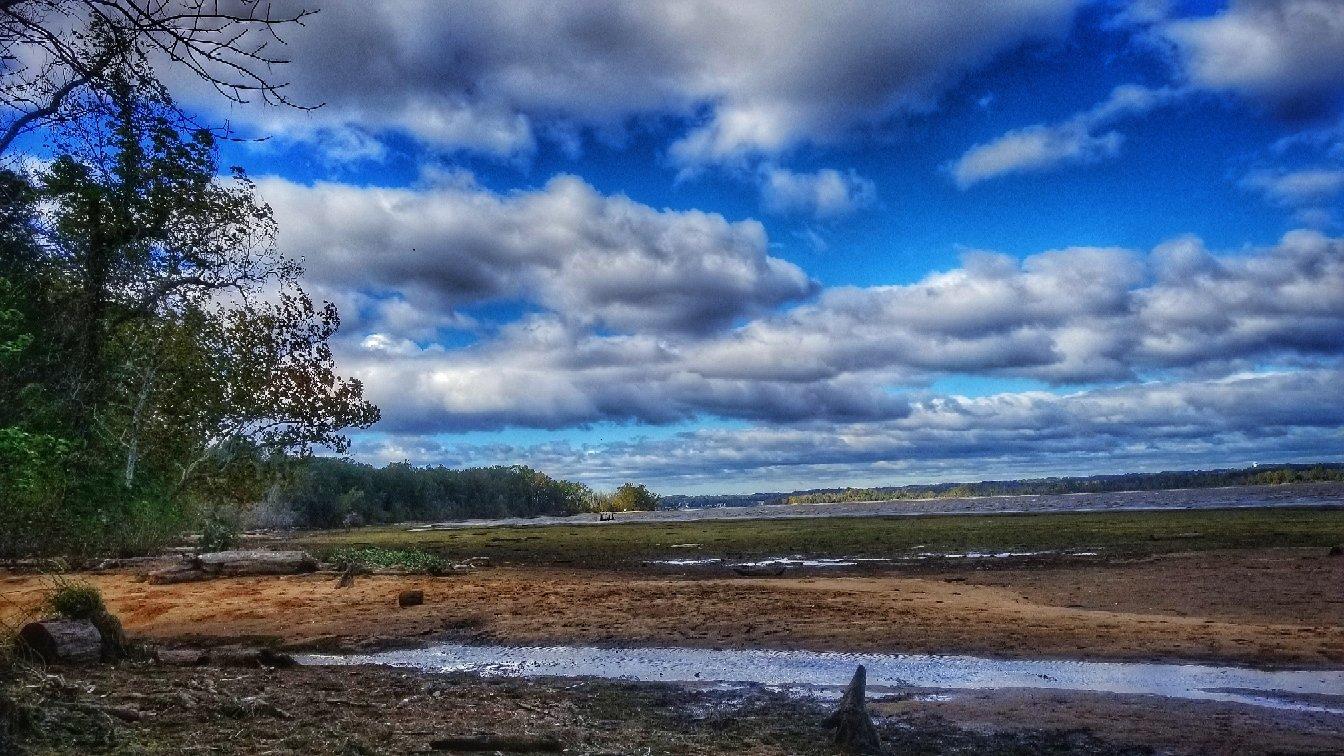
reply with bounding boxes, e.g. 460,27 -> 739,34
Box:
259,174 -> 816,336
950,84 -> 1179,187
756,165 -> 876,218
1161,0 -> 1344,120
168,1 -> 1082,162
1240,166 -> 1344,205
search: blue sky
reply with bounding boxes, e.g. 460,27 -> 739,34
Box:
167,1 -> 1344,493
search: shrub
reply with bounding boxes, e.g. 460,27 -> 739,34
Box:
47,580 -> 105,620
198,506 -> 243,552
327,547 -> 447,574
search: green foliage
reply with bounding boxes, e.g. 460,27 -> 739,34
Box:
0,84 -> 377,559
47,580 -> 105,620
608,482 -> 660,512
327,547 -> 448,574
199,506 -> 243,553
271,458 -> 603,528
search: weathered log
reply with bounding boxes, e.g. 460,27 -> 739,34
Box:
195,550 -> 318,576
17,619 -> 102,664
146,565 -> 211,585
209,645 -> 296,668
398,589 -> 424,607
824,665 -> 881,754
428,734 -> 563,752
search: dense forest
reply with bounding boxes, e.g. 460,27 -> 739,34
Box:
781,463 -> 1344,505
253,458 -> 660,530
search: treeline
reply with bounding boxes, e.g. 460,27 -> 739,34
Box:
252,458 -> 660,529
784,464 -> 1344,505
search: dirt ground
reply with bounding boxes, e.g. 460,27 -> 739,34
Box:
3,548 -> 1342,667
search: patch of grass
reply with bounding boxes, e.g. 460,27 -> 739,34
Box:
291,507 -> 1344,569
326,546 -> 449,574
47,579 -> 105,620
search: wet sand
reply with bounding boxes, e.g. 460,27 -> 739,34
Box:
4,548 -> 1342,667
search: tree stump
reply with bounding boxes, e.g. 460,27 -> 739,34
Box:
17,619 -> 102,664
824,665 -> 881,753
398,589 -> 424,607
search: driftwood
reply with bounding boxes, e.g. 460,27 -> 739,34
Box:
398,589 -> 424,607
195,550 -> 318,576
824,665 -> 881,754
17,619 -> 102,664
146,564 -> 211,585
428,734 -> 563,752
147,550 -> 317,584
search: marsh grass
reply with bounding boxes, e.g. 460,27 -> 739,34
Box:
291,507 -> 1344,569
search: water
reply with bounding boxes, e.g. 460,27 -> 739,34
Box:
297,643 -> 1344,714
410,481 -> 1344,530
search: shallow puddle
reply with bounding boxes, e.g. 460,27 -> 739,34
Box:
297,643 -> 1344,714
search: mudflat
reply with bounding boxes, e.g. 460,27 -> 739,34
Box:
4,548 -> 1342,666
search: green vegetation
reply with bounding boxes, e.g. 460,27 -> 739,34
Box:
291,506 -> 1344,569
1,75 -> 377,558
782,463 -> 1344,505
46,580 -> 106,620
259,457 -> 658,529
325,546 -> 449,574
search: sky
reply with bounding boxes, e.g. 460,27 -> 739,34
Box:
158,0 -> 1344,493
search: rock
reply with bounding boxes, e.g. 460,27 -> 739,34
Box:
824,665 -> 882,754
398,589 -> 424,607
194,550 -> 318,576
428,734 -> 563,752
146,564 -> 211,585
17,619 -> 102,664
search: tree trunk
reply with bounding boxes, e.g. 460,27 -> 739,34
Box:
18,619 -> 102,664
824,665 -> 881,753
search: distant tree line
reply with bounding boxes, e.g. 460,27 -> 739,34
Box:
782,463 -> 1344,505
251,458 -> 661,529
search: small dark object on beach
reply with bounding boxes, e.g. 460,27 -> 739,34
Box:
1329,545 -> 1343,557
733,564 -> 787,577
824,665 -> 882,754
398,589 -> 424,607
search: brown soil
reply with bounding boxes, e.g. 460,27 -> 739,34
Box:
3,548 -> 1342,666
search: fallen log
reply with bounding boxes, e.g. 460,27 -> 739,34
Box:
17,619 -> 102,664
428,734 -> 563,752
146,564 -> 211,585
824,665 -> 881,754
195,550 -> 318,576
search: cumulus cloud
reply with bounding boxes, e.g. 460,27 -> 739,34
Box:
168,1 -> 1081,162
950,84 -> 1179,187
352,369 -> 1344,488
756,165 -> 876,218
273,173 -> 1344,433
1240,166 -> 1344,204
1161,0 -> 1344,121
258,173 -> 815,336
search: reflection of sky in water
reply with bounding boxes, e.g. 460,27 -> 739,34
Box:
298,644 -> 1344,714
